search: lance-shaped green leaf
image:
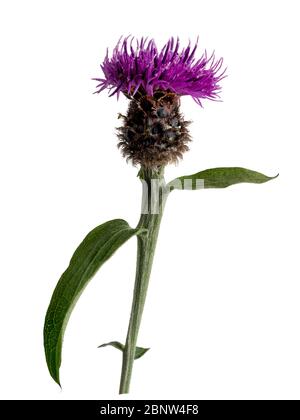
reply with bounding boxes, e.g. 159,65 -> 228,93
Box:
98,341 -> 150,360
44,219 -> 146,386
168,167 -> 278,190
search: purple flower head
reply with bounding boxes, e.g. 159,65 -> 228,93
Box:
93,36 -> 226,106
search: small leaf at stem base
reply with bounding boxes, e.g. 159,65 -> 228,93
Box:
98,341 -> 150,360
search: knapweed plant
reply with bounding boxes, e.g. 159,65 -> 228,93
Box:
44,37 -> 277,394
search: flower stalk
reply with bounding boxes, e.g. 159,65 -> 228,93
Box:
119,167 -> 168,394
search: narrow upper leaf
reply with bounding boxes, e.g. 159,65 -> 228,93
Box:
168,167 -> 278,190
98,341 -> 150,360
44,219 -> 144,386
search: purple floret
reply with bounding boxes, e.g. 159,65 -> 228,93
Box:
93,37 -> 226,106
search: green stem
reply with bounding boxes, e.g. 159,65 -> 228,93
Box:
119,167 -> 168,394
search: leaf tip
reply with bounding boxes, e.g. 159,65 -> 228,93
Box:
51,371 -> 62,388
265,172 -> 279,183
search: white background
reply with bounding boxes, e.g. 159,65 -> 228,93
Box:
0,0 -> 298,400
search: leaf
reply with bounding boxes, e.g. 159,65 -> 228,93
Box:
98,341 -> 150,360
44,219 -> 145,386
168,167 -> 278,190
